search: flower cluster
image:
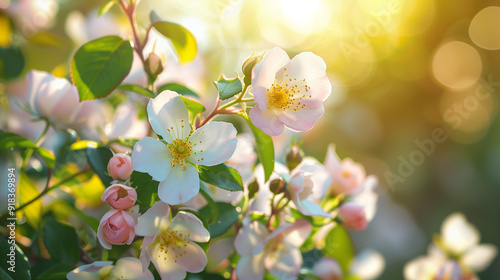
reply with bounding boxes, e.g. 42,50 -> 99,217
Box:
404,213 -> 497,280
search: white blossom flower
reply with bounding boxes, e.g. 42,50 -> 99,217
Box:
132,90 -> 237,204
234,219 -> 312,280
27,70 -> 80,125
249,47 -> 331,136
404,213 -> 497,280
67,257 -> 154,280
135,202 -> 210,280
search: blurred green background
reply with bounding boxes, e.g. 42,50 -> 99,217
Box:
1,0 -> 500,278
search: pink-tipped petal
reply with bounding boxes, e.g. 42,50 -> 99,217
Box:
151,245 -> 187,280
170,241 -> 208,273
170,211 -> 210,243
277,106 -> 325,132
249,106 -> 285,136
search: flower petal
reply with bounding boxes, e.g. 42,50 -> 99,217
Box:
441,213 -> 479,255
236,255 -> 266,280
140,236 -> 154,270
324,144 -> 342,173
170,211 -> 210,243
67,262 -> 113,280
252,48 -> 290,110
294,157 -> 331,201
189,121 -> 237,166
135,202 -> 171,237
170,241 -> 207,273
132,137 -> 172,181
265,245 -> 302,280
249,106 -> 284,136
158,164 -> 200,205
234,220 -> 269,256
293,199 -> 331,218
350,250 -> 385,280
147,90 -> 190,142
151,244 -> 187,280
110,257 -> 154,280
461,244 -> 497,272
277,106 -> 325,132
288,52 -> 331,108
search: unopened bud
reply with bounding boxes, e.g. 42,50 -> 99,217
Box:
145,53 -> 164,78
269,178 -> 286,194
242,55 -> 260,86
286,144 -> 304,171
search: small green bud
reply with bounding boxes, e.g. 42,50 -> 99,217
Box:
144,52 -> 164,78
269,178 -> 286,194
286,144 -> 304,171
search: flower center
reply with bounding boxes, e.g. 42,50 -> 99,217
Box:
156,230 -> 191,263
267,68 -> 311,110
168,139 -> 192,169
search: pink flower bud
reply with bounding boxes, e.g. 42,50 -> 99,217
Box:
101,184 -> 137,209
97,209 -> 135,249
338,202 -> 368,231
107,154 -> 133,180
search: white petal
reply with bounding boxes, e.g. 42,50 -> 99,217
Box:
108,103 -> 149,140
294,157 -> 331,201
158,164 -> 200,205
277,106 -> 325,132
282,219 -> 313,248
189,121 -> 237,166
352,176 -> 379,222
294,199 -> 331,218
151,244 -> 187,280
441,213 -> 479,255
206,238 -> 235,271
252,47 -> 290,109
265,245 -> 302,280
140,236 -> 154,270
170,211 -> 210,243
350,250 -> 385,280
288,52 -> 331,108
110,257 -> 154,280
461,244 -> 497,272
403,256 -> 441,280
132,137 -> 172,181
147,90 -> 190,142
234,221 -> 269,256
135,202 -> 171,237
324,144 -> 341,174
170,241 -> 208,273
67,262 -> 113,280
236,255 -> 266,280
249,106 -> 285,136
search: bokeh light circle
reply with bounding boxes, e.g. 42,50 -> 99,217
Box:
469,6 -> 500,50
432,41 -> 482,90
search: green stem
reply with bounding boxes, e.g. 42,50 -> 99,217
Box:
22,119 -> 50,170
0,168 -> 92,221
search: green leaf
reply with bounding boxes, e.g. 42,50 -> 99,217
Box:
76,208 -> 100,233
150,11 -> 197,64
198,182 -> 219,225
245,117 -> 274,182
70,140 -> 100,150
85,147 -> 114,186
199,202 -> 240,238
323,225 -> 355,273
180,95 -> 206,123
0,46 -> 24,81
71,36 -> 133,101
158,82 -> 199,97
0,238 -> 31,280
18,171 -> 42,229
118,84 -> 156,98
198,164 -> 243,192
44,219 -> 81,264
214,75 -> 242,100
0,131 -> 55,168
36,263 -> 75,280
130,171 -> 159,213
98,0 -> 118,16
